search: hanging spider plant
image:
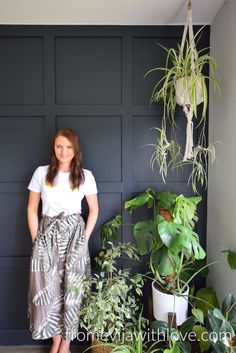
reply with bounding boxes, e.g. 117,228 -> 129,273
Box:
148,126 -> 182,182
183,143 -> 216,194
149,125 -> 217,193
144,22 -> 221,193
144,27 -> 221,126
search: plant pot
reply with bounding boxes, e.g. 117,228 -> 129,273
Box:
152,280 -> 189,326
175,76 -> 203,106
91,339 -> 114,353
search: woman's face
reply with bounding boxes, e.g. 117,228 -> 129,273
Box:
54,135 -> 75,166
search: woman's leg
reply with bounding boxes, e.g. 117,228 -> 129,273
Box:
50,335 -> 62,353
58,338 -> 71,353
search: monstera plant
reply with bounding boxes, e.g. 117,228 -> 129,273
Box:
125,188 -> 205,325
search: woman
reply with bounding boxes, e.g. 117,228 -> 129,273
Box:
27,128 -> 99,353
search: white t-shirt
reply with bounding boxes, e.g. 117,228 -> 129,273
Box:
28,165 -> 98,217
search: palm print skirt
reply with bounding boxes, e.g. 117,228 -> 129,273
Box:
28,212 -> 91,340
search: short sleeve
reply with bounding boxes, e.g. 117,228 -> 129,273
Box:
28,167 -> 42,193
83,170 -> 98,195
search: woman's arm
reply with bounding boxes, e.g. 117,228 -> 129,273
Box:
84,194 -> 99,239
27,191 -> 41,242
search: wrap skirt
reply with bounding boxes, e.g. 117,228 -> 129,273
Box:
28,212 -> 90,340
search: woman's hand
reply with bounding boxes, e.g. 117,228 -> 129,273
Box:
84,194 -> 99,240
27,191 -> 41,242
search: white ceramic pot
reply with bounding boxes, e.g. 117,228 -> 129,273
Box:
175,76 -> 203,106
152,280 -> 189,326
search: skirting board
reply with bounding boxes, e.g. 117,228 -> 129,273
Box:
0,346 -> 89,353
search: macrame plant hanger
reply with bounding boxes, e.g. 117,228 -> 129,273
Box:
179,0 -> 198,161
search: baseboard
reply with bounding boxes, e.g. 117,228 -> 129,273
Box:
0,345 -> 89,353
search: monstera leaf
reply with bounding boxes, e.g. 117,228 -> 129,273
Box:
173,195 -> 202,229
157,218 -> 205,260
125,188 -> 155,212
156,191 -> 177,213
151,247 -> 180,277
133,220 -> 161,255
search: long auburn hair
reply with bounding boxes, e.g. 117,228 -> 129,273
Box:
46,128 -> 85,189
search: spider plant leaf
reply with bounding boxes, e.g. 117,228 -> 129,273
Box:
199,79 -> 208,126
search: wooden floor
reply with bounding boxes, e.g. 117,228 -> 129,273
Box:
0,346 -> 86,353
0,347 -> 49,353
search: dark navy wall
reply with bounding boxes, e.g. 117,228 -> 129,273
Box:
0,25 -> 209,345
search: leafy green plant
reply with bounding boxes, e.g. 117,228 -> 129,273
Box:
195,287 -> 219,318
125,188 -> 205,294
186,251 -> 236,352
207,294 -> 236,353
88,311 -> 160,353
151,315 -> 199,353
100,214 -> 122,248
192,293 -> 236,353
79,242 -> 144,342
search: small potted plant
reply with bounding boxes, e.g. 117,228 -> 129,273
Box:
79,241 -> 144,352
125,188 -> 206,325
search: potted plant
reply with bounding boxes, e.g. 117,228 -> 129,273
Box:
125,188 -> 206,325
145,27 -> 220,126
144,2 -> 221,193
79,241 -> 144,352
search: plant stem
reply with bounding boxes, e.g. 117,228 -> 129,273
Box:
181,260 -> 223,293
177,252 -> 184,294
188,292 -> 217,310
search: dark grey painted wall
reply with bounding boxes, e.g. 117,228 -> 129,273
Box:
0,25 -> 209,345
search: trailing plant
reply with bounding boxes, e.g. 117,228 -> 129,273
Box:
183,143 -> 216,194
148,127 -> 182,182
148,125 -> 218,194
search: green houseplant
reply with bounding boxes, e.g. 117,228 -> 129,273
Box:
125,188 -> 206,325
144,3 -> 221,194
79,242 -> 144,348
